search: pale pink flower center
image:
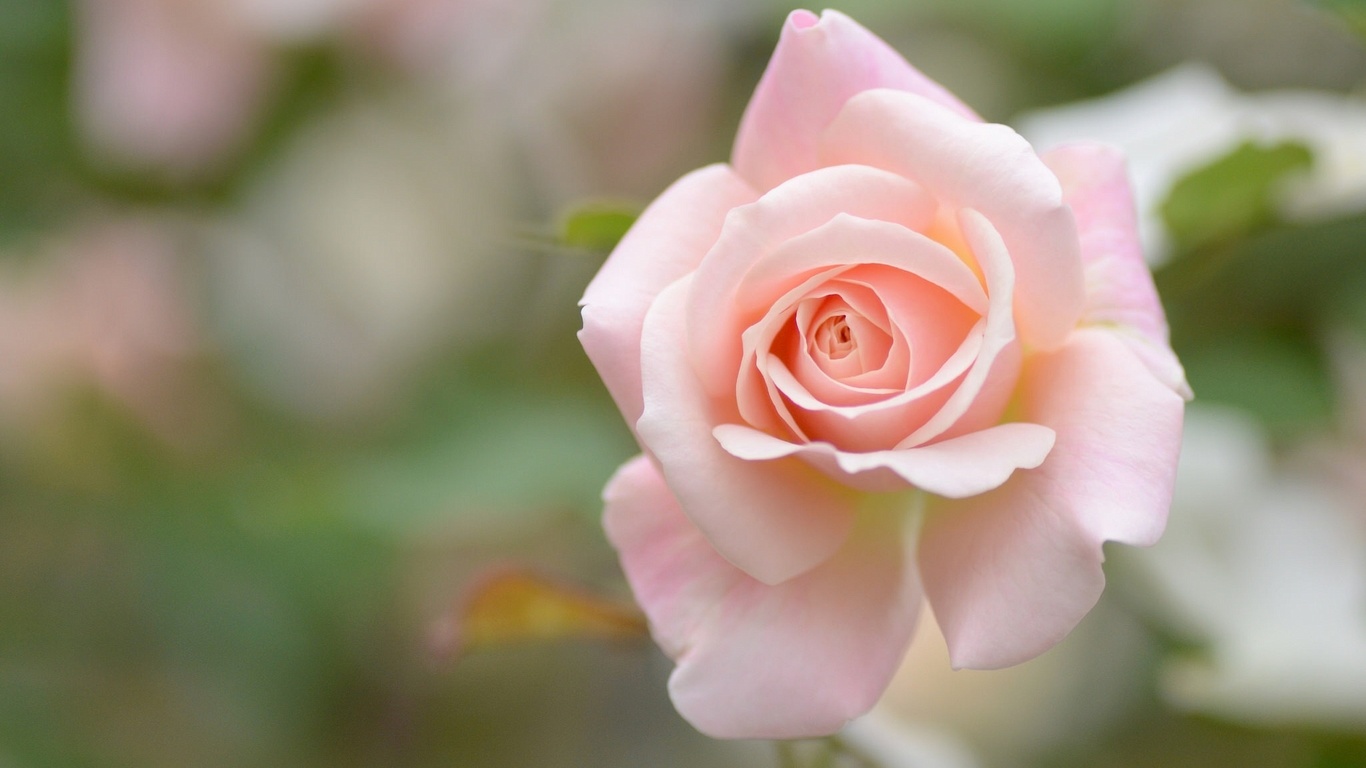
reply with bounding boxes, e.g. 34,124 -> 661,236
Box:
813,314 -> 855,359
798,295 -> 895,382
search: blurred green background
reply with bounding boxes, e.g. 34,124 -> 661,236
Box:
2,0 -> 1365,766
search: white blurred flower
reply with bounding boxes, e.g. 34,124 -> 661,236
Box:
444,0 -> 758,200
1018,63 -> 1366,263
1134,405 -> 1366,731
841,709 -> 980,768
870,600 -> 1151,765
204,87 -> 524,420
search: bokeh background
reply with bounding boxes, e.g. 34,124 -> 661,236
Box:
2,0 -> 1366,766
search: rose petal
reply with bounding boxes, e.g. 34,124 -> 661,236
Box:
638,276 -> 859,585
689,166 -> 940,401
821,89 -> 1085,349
741,216 -> 988,319
580,164 -> 757,428
738,266 -> 848,441
733,9 -> 979,192
919,327 -> 1184,669
789,279 -> 905,398
800,295 -> 892,380
602,454 -> 923,739
714,421 -> 1055,497
728,214 -> 988,452
897,208 -> 1018,448
768,344 -> 966,453
1042,142 -> 1192,399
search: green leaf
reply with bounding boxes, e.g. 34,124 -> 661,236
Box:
1308,0 -> 1366,40
1180,330 -> 1332,439
1158,213 -> 1366,343
0,0 -> 78,248
1160,140 -> 1314,253
557,202 -> 639,252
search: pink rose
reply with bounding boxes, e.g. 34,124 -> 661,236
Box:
579,9 -> 1189,739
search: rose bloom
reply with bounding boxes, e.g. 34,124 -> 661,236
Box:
579,9 -> 1189,739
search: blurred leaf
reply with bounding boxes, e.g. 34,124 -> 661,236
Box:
0,0 -> 77,246
922,0 -> 1124,52
434,568 -> 646,656
1161,141 -> 1313,252
341,392 -> 633,535
1313,737 -> 1366,768
1159,213 -> 1366,344
1309,0 -> 1366,39
558,202 -> 639,252
1180,330 -> 1333,439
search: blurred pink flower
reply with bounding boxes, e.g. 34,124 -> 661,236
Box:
0,218 -> 198,435
579,10 -> 1188,738
70,0 -> 505,174
73,0 -> 276,174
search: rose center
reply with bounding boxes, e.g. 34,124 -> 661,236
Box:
814,314 -> 857,359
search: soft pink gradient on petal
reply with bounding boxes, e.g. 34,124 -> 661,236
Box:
603,454 -> 923,739
919,328 -> 1184,669
580,164 -> 757,430
733,9 -> 978,192
725,215 -> 987,452
737,266 -> 848,441
733,263 -> 970,452
1042,142 -> 1192,399
740,215 -> 988,317
898,208 -> 1018,448
792,282 -> 897,389
787,280 -> 909,402
822,89 -> 1084,349
768,348 -> 963,453
714,422 -> 1054,497
637,277 -> 859,585
688,165 -> 938,400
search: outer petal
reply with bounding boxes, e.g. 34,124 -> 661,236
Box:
1042,142 -> 1192,399
638,276 -> 858,585
603,455 -> 923,739
579,164 -> 757,428
919,328 -> 1184,669
897,208 -> 1018,448
713,422 -> 1055,497
732,9 -> 978,192
821,89 -> 1085,349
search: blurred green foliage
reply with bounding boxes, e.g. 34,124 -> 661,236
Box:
2,1 -> 1366,767
0,0 -> 75,246
1311,0 -> 1366,38
1159,192 -> 1366,438
557,203 -> 640,254
1161,141 -> 1314,253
